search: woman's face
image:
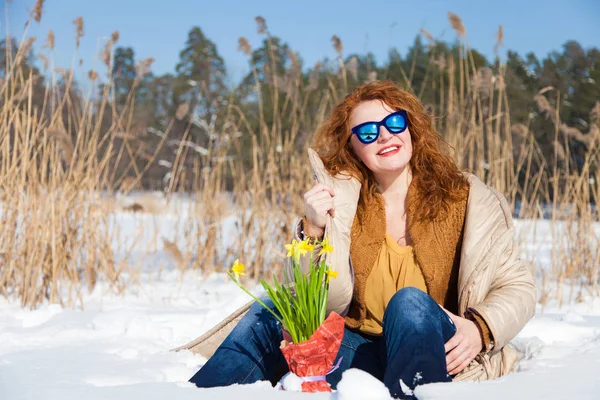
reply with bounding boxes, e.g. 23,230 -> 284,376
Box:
349,100 -> 413,176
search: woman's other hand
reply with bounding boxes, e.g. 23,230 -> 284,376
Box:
443,309 -> 483,375
303,183 -> 336,238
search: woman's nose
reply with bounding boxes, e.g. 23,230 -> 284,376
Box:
377,125 -> 393,142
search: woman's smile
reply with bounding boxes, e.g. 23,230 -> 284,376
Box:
377,145 -> 401,157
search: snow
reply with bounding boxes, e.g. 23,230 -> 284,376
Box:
1,212 -> 599,399
336,369 -> 392,399
279,372 -> 306,392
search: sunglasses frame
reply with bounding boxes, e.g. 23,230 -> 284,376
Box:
351,110 -> 409,144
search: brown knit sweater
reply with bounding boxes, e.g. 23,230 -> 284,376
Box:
344,181 -> 492,350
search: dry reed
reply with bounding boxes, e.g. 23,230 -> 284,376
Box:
0,8 -> 597,311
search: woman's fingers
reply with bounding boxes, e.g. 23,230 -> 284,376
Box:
444,332 -> 461,354
308,190 -> 334,203
307,193 -> 335,217
445,331 -> 467,373
446,335 -> 479,376
444,317 -> 481,376
447,350 -> 470,375
304,183 -> 335,200
303,183 -> 336,231
451,357 -> 473,376
446,338 -> 473,371
313,197 -> 335,208
313,198 -> 335,216
306,187 -> 335,214
445,339 -> 463,366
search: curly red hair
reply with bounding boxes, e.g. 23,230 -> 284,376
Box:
313,80 -> 468,222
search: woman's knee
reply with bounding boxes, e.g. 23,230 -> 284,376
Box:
388,287 -> 432,310
235,297 -> 281,337
249,296 -> 276,313
383,287 -> 438,331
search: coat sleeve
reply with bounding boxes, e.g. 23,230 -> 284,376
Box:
466,222 -> 537,351
282,148 -> 358,317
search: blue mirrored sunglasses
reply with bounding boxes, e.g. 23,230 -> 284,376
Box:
351,110 -> 409,144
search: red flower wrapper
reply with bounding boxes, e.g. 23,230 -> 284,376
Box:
279,312 -> 345,392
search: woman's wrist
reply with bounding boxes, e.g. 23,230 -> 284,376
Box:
465,308 -> 494,352
301,216 -> 324,241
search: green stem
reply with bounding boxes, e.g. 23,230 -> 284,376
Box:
227,271 -> 286,327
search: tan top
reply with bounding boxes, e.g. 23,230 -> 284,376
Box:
358,233 -> 428,336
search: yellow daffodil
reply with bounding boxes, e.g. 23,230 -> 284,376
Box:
228,234 -> 339,344
230,259 -> 246,280
318,236 -> 334,256
297,239 -> 315,255
285,239 -> 299,259
285,239 -> 313,261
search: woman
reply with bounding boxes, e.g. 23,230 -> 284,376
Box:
185,81 -> 537,398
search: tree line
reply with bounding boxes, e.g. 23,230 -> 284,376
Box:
1,20 -> 598,194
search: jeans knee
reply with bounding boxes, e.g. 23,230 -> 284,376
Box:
235,297 -> 281,338
383,287 -> 436,332
388,287 -> 430,310
249,296 -> 275,314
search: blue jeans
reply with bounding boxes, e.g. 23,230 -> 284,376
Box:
189,287 -> 457,399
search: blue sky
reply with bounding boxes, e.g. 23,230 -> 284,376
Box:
2,0 -> 599,85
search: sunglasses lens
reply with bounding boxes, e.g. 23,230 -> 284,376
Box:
356,124 -> 378,143
386,113 -> 407,132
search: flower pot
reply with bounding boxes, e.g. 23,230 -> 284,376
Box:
279,312 -> 345,392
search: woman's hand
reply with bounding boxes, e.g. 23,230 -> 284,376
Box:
303,183 -> 336,237
443,309 -> 483,375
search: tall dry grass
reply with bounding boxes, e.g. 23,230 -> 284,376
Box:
0,12 -> 170,308
0,7 -> 598,309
